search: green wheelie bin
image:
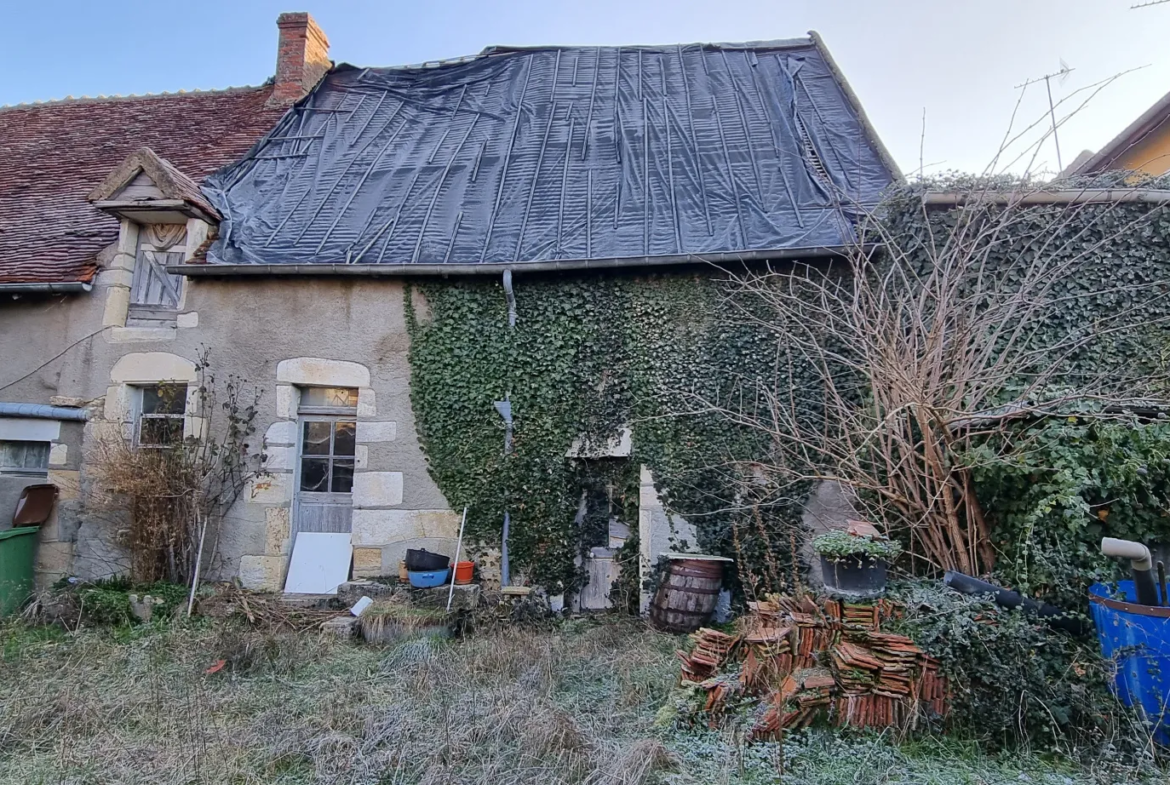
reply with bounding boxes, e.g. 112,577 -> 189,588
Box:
0,527 -> 39,617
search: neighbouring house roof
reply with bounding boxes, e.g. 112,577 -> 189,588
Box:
199,35 -> 897,274
1070,88 -> 1170,176
0,87 -> 287,286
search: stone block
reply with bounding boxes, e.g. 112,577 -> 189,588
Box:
184,416 -> 209,441
353,472 -> 403,507
353,547 -> 384,577
265,420 -> 297,446
96,268 -> 134,288
417,510 -> 460,538
116,219 -> 140,257
264,445 -> 294,471
101,286 -> 130,327
276,358 -> 370,388
48,470 -> 81,502
264,507 -> 292,555
355,445 -> 368,469
352,510 -> 415,546
357,388 -> 376,417
48,443 -> 68,466
50,396 -> 90,408
247,473 -> 291,505
639,484 -> 661,509
351,509 -> 460,546
355,421 -> 397,443
275,385 -> 294,419
336,579 -> 396,606
176,312 -> 199,329
414,583 -> 481,611
35,541 -> 74,576
109,352 -> 196,383
109,326 -> 178,343
320,615 -> 360,638
238,555 -> 285,591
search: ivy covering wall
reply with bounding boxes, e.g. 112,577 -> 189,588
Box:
406,182 -> 1170,602
405,273 -> 811,592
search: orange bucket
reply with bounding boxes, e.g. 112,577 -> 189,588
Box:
454,561 -> 475,585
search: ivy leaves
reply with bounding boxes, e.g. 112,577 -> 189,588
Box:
405,273 -> 809,592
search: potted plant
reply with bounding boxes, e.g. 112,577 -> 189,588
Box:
812,530 -> 902,598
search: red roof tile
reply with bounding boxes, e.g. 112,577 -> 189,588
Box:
0,87 -> 286,285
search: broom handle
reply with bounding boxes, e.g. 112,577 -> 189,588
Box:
446,507 -> 468,612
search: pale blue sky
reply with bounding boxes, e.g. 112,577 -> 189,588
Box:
3,0 -> 1169,175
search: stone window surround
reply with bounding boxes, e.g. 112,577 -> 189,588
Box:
100,217 -> 210,339
103,352 -> 204,442
237,357 -> 403,590
258,357 -> 401,511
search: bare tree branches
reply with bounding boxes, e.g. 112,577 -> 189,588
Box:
697,182 -> 1170,574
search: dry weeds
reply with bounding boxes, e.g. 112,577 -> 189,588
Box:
0,618 -> 677,785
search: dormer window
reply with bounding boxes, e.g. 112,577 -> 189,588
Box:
129,224 -> 187,324
87,147 -> 221,328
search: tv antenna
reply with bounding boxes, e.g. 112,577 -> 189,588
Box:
1132,0 -> 1170,9
1015,60 -> 1074,172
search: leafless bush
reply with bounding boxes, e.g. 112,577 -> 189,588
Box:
705,184 -> 1170,574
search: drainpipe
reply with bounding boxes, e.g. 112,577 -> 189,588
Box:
1102,537 -> 1161,606
502,268 -> 517,327
496,268 -> 518,586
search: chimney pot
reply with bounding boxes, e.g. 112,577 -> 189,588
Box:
268,11 -> 330,107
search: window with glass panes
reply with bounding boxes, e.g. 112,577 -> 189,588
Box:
0,441 -> 50,476
136,384 -> 188,447
297,387 -> 357,494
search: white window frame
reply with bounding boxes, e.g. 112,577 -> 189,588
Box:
0,440 -> 51,477
293,386 -> 359,497
133,383 -> 189,448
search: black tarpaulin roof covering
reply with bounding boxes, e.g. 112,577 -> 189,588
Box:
202,38 -> 896,270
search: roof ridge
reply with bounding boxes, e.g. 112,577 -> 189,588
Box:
367,38 -> 815,72
0,83 -> 272,114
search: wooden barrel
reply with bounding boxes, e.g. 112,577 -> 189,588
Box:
649,559 -> 724,633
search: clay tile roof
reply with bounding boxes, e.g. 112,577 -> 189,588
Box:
0,87 -> 287,285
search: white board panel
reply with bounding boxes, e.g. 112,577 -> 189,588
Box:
284,532 -> 352,594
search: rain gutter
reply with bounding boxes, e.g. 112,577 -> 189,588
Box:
169,245 -> 868,277
922,189 -> 1170,206
0,282 -> 93,294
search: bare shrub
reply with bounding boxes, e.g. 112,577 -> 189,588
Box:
709,183 -> 1170,574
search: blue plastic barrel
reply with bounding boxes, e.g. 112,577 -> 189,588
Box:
1089,581 -> 1170,744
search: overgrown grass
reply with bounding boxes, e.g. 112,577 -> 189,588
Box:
0,617 -> 1162,784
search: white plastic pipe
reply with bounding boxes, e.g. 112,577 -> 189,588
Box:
1101,537 -> 1152,571
445,507 -> 468,613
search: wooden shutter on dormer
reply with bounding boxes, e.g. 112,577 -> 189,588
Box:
130,250 -> 184,309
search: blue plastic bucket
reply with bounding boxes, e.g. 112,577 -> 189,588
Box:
408,568 -> 450,589
1089,581 -> 1170,744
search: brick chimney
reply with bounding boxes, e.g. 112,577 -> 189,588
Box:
268,12 -> 330,107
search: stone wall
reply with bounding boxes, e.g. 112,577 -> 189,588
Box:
0,264 -> 456,590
